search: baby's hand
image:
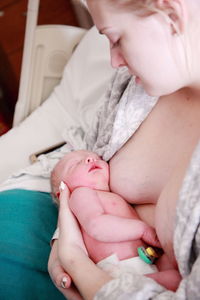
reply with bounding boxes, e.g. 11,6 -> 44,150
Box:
142,226 -> 161,248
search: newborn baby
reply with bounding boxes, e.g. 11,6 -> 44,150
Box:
51,150 -> 181,290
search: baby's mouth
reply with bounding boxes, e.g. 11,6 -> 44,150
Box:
88,165 -> 101,172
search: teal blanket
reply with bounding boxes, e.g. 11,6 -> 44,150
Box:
0,189 -> 65,300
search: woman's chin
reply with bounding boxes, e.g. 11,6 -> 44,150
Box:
134,76 -> 173,97
142,84 -> 167,97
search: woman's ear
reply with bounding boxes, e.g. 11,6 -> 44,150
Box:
155,0 -> 187,34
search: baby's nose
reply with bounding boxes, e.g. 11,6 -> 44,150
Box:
85,157 -> 96,164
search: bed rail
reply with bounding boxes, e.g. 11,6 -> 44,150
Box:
13,0 -> 86,126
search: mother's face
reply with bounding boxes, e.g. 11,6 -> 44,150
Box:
87,0 -> 188,97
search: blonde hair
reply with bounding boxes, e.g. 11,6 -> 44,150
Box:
80,0 -> 159,15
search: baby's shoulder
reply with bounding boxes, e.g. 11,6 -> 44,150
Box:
97,190 -> 124,202
71,186 -> 94,197
98,191 -> 136,215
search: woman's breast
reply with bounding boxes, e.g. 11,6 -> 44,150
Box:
109,91 -> 200,205
109,138 -> 159,227
108,91 -> 200,226
109,132 -> 166,205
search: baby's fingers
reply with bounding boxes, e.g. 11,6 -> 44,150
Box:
142,227 -> 161,248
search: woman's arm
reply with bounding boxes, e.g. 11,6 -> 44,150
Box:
58,182 -> 112,300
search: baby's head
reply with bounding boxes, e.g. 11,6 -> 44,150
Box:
51,150 -> 110,203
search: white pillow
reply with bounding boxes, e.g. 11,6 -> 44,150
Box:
0,27 -> 114,183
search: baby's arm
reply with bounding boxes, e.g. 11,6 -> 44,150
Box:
69,187 -> 159,246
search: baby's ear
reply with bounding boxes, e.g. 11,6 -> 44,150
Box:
155,0 -> 187,34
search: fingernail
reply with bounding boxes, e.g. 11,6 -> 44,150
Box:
59,181 -> 66,191
61,276 -> 67,288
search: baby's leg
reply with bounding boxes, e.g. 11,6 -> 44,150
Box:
146,269 -> 182,291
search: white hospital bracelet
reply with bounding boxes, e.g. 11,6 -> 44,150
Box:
51,227 -> 60,246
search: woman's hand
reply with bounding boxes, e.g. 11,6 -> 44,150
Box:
57,181 -> 88,299
50,181 -> 111,300
48,181 -> 86,300
48,240 -> 83,300
57,181 -> 88,264
48,239 -> 71,289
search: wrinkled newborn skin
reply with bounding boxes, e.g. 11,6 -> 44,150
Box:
51,150 -> 181,291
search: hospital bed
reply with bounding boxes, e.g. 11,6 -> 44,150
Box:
0,3 -> 114,297
0,0 -> 115,183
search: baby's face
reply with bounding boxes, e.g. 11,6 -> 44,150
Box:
56,150 -> 109,192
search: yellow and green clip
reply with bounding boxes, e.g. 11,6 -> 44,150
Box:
138,246 -> 159,264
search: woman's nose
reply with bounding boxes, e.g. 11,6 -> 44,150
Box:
110,47 -> 127,68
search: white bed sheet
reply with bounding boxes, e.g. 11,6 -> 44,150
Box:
0,27 -> 115,184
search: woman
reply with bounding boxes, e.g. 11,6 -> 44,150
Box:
48,0 -> 200,299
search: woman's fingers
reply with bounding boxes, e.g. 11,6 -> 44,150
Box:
58,181 -> 88,256
48,240 -> 72,288
59,285 -> 84,300
59,181 -> 70,200
58,181 -> 81,239
51,262 -> 72,289
50,261 -> 82,300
